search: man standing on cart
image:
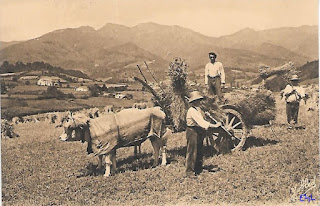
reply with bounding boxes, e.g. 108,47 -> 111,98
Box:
205,52 -> 226,102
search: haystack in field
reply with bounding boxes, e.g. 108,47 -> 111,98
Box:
1,119 -> 19,138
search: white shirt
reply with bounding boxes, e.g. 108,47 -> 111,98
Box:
186,106 -> 210,130
205,62 -> 225,85
283,84 -> 306,103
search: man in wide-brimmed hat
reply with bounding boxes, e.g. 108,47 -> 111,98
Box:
282,75 -> 307,126
205,52 -> 225,101
185,91 -> 221,176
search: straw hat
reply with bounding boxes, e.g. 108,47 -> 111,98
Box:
188,91 -> 204,103
290,74 -> 300,81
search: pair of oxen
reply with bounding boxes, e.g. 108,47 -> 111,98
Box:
59,107 -> 172,177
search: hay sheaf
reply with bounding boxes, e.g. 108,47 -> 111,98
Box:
1,119 -> 19,138
227,90 -> 276,127
154,58 -> 190,132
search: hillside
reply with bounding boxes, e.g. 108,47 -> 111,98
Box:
297,60 -> 319,82
215,26 -> 318,60
0,41 -> 22,50
0,23 -> 317,79
88,42 -> 168,79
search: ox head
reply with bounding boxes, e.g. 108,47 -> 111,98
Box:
58,112 -> 89,142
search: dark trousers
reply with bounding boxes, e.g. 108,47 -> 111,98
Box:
208,76 -> 223,100
286,102 -> 300,124
186,127 -> 205,175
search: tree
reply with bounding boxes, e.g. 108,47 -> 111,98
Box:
88,84 -> 102,97
0,61 -> 14,73
1,82 -> 7,94
102,84 -> 107,92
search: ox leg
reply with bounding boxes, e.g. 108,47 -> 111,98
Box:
134,145 -> 138,158
161,146 -> 167,166
104,154 -> 112,177
110,150 -> 117,175
150,137 -> 160,167
97,155 -> 103,171
104,150 -> 117,177
134,144 -> 142,159
138,144 -> 141,156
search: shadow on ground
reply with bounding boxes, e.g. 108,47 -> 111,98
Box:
76,136 -> 278,177
242,136 -> 278,151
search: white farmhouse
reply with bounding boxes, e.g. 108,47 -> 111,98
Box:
37,76 -> 67,86
75,86 -> 89,92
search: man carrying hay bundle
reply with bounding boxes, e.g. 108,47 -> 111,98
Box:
185,91 -> 221,177
281,75 -> 307,127
205,52 -> 225,101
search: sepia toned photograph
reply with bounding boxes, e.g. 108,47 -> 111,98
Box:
0,0 -> 319,205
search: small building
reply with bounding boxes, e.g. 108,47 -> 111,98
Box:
75,86 -> 89,92
37,76 -> 67,87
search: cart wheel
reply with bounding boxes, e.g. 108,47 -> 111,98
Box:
222,108 -> 248,151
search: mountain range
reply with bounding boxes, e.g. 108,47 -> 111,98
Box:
0,23 -> 317,79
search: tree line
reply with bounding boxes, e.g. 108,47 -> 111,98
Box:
0,61 -> 89,79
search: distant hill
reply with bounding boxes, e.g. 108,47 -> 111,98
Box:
0,41 -> 22,50
214,26 -> 318,60
0,23 -> 317,79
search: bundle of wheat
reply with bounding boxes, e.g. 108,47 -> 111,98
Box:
1,119 -> 19,138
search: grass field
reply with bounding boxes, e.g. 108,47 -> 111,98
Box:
2,95 -> 319,205
1,88 -> 153,119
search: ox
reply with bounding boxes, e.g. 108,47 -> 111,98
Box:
59,107 -> 172,177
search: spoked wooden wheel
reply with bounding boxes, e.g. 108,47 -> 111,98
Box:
222,108 -> 248,150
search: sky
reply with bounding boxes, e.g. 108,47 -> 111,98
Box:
0,0 -> 318,41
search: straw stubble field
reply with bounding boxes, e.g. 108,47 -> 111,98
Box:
2,96 -> 319,205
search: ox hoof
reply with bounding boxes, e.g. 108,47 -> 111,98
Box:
104,173 -> 110,177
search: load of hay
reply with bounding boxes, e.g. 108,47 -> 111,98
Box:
157,58 -> 189,132
200,96 -> 226,122
1,119 -> 19,138
226,89 -> 276,127
154,58 -> 225,131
